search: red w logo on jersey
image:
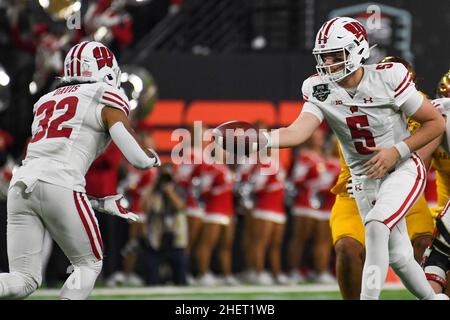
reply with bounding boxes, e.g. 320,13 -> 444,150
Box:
93,47 -> 114,70
344,21 -> 368,42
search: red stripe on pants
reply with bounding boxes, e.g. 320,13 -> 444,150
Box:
73,191 -> 101,260
383,155 -> 425,229
80,193 -> 104,252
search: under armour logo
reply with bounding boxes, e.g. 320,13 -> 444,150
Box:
363,97 -> 373,103
350,106 -> 358,113
354,183 -> 362,192
335,100 -> 343,105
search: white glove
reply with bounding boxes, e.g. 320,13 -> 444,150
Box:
346,177 -> 355,199
147,148 -> 161,167
90,194 -> 139,222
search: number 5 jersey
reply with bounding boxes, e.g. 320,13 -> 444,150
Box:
10,82 -> 130,193
301,62 -> 421,175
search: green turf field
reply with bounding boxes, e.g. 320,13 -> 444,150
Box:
29,284 -> 416,300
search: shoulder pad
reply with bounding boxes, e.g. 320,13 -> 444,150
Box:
99,84 -> 131,116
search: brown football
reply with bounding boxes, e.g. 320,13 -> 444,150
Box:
212,121 -> 269,158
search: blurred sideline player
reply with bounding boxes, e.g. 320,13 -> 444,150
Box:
175,125 -> 206,283
287,128 -> 336,284
106,130 -> 158,287
193,146 -> 238,286
421,70 -> 450,294
329,56 -> 435,299
246,151 -> 288,285
254,17 -> 446,300
0,41 -> 160,299
238,122 -> 288,285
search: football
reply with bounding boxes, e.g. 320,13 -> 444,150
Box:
212,120 -> 269,159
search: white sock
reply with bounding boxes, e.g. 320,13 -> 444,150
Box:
388,222 -> 435,300
361,221 -> 390,300
60,261 -> 102,300
392,257 -> 435,300
0,272 -> 40,299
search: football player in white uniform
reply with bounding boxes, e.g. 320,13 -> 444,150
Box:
0,41 -> 160,300
261,17 -> 447,299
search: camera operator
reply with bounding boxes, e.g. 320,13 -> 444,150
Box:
141,163 -> 188,285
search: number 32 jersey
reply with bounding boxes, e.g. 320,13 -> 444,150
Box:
11,82 -> 130,193
301,62 -> 422,175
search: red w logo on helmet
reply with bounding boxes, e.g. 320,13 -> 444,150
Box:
93,47 -> 114,70
344,21 -> 368,42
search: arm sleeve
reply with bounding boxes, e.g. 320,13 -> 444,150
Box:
388,63 -> 419,108
100,86 -> 131,116
300,79 -> 324,122
400,91 -> 424,117
301,102 -> 324,123
109,122 -> 156,170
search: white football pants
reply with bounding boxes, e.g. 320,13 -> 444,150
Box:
0,180 -> 103,299
353,153 -> 435,300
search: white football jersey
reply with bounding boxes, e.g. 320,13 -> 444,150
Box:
432,97 -> 450,154
11,82 -> 130,192
301,62 -> 422,175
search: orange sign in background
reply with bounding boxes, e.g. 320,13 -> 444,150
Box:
141,100 -> 304,167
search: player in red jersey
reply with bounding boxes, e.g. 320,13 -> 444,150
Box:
287,129 -> 336,283
193,147 -> 238,286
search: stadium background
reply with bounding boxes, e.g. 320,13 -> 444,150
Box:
0,0 -> 448,299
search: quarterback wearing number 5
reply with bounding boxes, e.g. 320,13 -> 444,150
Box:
264,17 -> 446,300
0,41 -> 160,300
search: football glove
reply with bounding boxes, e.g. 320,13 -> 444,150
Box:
90,194 -> 139,222
147,148 -> 161,167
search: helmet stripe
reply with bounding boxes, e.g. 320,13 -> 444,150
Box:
69,44 -> 80,78
344,21 -> 368,42
66,45 -> 78,77
76,41 -> 89,76
323,17 -> 339,42
317,22 -> 327,44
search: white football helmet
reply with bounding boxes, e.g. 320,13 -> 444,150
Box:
63,41 -> 121,88
313,17 -> 370,83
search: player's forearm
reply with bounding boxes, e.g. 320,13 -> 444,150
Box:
404,117 -> 445,154
416,134 -> 443,170
268,113 -> 320,148
268,127 -> 307,148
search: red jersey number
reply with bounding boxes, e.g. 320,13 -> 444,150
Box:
31,96 -> 78,143
376,63 -> 393,70
346,115 -> 375,155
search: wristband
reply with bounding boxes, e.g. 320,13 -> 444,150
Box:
393,141 -> 411,160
